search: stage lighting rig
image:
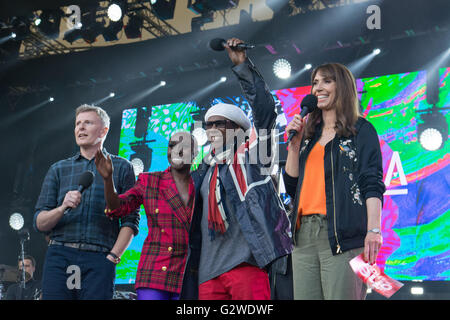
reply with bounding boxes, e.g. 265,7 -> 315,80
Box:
9,213 -> 24,231
273,58 -> 291,79
190,11 -> 213,32
151,0 -> 177,20
108,3 -> 123,22
417,107 -> 448,151
9,17 -> 30,41
79,8 -> 104,44
266,0 -> 293,16
130,107 -> 155,173
102,20 -> 124,41
124,13 -> 143,39
188,0 -> 239,13
36,9 -> 64,39
188,0 -> 238,31
294,0 -> 311,10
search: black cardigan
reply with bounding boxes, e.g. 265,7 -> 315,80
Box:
284,117 -> 385,255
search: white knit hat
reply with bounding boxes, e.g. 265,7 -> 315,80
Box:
204,103 -> 251,131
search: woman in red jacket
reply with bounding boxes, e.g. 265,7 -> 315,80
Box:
95,131 -> 197,300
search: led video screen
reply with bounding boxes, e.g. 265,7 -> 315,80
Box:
115,67 -> 449,284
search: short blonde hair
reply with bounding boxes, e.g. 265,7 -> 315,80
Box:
75,104 -> 110,128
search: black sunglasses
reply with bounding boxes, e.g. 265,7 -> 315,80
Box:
204,120 -> 236,129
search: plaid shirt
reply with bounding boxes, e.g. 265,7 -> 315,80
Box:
108,167 -> 194,293
33,150 -> 140,250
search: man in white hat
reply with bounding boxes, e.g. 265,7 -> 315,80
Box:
180,38 -> 293,300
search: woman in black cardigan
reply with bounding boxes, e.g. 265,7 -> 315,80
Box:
284,63 -> 385,300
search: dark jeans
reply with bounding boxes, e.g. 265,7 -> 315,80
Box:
42,245 -> 116,300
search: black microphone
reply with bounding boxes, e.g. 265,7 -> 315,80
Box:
64,171 -> 95,215
209,38 -> 255,51
286,94 -> 318,144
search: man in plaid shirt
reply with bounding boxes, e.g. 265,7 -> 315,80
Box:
34,105 -> 139,300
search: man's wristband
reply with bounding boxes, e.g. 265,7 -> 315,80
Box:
108,252 -> 120,264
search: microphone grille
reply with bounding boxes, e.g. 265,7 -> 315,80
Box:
209,38 -> 226,51
79,170 -> 94,189
301,94 -> 318,110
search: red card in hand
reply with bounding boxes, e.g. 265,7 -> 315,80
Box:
349,254 -> 403,298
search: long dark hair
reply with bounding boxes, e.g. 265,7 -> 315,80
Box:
304,63 -> 361,139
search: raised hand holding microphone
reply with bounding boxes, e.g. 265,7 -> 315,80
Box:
209,38 -> 255,51
223,38 -> 248,66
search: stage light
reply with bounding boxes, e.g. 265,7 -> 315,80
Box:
63,28 -> 82,44
266,0 -> 293,16
417,110 -> 448,151
79,10 -> 104,44
294,0 -> 310,9
419,128 -> 443,151
37,9 -> 63,39
273,58 -> 291,79
191,11 -> 214,32
107,3 -> 123,22
151,0 -> 176,20
192,127 -> 208,146
9,213 -> 24,231
49,97 -> 54,102
373,48 -> 381,55
305,63 -> 312,70
124,14 -> 143,39
220,76 -> 227,82
102,20 -> 123,42
131,157 -> 145,176
109,92 -> 115,97
11,32 -> 16,39
34,17 -> 42,26
411,287 -> 424,295
160,80 -> 166,86
130,140 -> 155,173
188,0 -> 238,14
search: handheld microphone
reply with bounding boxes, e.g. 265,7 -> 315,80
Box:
286,94 -> 318,144
209,38 -> 255,51
64,170 -> 95,215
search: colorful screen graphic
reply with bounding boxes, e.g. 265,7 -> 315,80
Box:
116,68 -> 450,284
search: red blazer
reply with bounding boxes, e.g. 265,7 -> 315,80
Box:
108,167 -> 194,293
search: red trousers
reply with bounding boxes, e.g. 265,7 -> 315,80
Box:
199,263 -> 270,300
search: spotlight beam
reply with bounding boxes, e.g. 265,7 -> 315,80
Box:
92,93 -> 116,105
423,47 -> 450,77
280,64 -> 312,88
0,33 -> 17,45
183,78 -> 224,102
0,99 -> 52,128
347,50 -> 380,78
127,81 -> 166,106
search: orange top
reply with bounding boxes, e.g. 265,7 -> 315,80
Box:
297,142 -> 327,229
